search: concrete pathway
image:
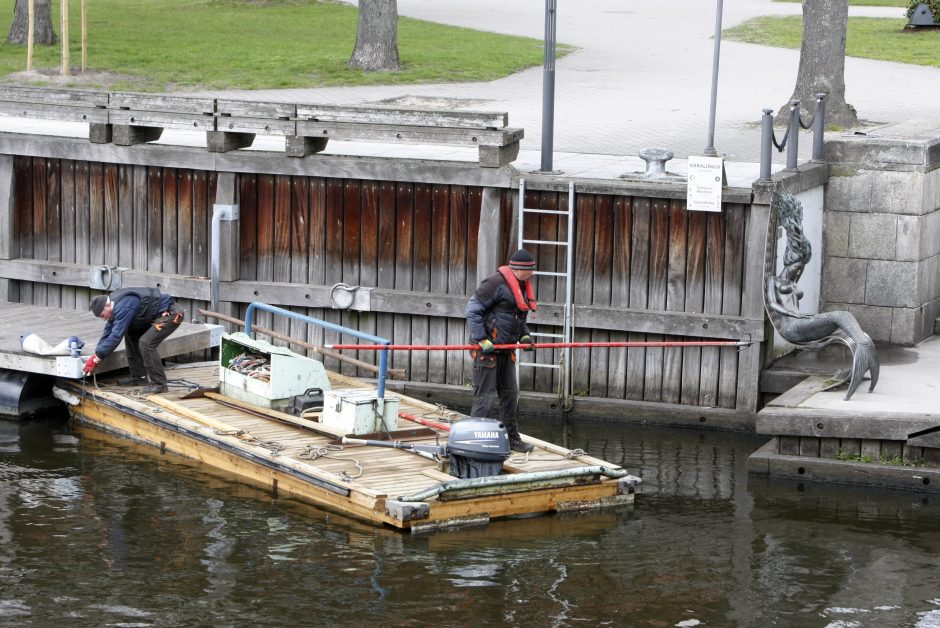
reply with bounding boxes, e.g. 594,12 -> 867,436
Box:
191,0 -> 940,164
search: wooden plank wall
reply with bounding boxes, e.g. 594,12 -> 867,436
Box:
518,189 -> 748,409
11,156 -> 215,356
10,156 -> 752,411
235,174 -> 482,389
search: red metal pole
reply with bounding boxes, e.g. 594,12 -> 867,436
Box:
326,340 -> 751,351
398,411 -> 453,431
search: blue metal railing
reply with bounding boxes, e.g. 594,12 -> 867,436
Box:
244,302 -> 391,399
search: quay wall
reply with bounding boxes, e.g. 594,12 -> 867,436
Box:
823,124 -> 940,345
0,134 -> 771,422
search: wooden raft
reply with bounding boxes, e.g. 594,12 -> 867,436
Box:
62,363 -> 636,531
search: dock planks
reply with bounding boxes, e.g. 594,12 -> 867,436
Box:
0,302 -> 219,376
62,363 -> 636,531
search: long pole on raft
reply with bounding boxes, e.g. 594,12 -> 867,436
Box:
326,340 -> 752,351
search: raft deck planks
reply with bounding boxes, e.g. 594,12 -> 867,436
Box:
63,363 -> 636,530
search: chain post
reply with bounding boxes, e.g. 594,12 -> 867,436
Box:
759,108 -> 773,181
812,93 -> 827,161
786,100 -> 800,170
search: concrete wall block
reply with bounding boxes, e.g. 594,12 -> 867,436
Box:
821,302 -> 893,342
826,169 -> 871,213
896,215 -> 924,262
926,254 -> 940,301
925,168 -> 940,213
925,208 -> 940,259
824,212 -> 850,258
890,307 -> 920,346
822,257 -> 867,303
848,213 -> 898,259
870,170 -> 924,216
865,260 -> 920,307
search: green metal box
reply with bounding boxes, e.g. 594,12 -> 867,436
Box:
219,332 -> 330,410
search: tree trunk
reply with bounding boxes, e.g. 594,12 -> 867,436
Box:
8,0 -> 58,45
778,0 -> 857,128
348,0 -> 400,72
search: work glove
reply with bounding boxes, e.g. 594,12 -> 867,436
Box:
479,339 -> 495,354
519,335 -> 535,352
83,354 -> 101,375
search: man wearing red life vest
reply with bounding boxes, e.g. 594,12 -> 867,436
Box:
466,249 -> 537,453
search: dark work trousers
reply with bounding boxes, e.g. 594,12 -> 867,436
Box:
470,351 -> 521,437
123,310 -> 183,386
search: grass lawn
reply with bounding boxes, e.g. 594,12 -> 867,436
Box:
773,0 -> 909,6
0,0 -> 563,92
724,16 -> 940,67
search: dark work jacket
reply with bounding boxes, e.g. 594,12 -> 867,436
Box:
94,288 -> 172,358
466,272 -> 531,346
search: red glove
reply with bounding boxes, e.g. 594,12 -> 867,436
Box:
83,354 -> 101,375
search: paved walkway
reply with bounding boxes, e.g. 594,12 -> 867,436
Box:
191,0 -> 940,164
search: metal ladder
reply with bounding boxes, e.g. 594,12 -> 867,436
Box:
516,179 -> 575,410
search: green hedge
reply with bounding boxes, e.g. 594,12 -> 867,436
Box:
907,0 -> 940,22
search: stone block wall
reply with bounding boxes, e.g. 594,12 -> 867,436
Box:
823,125 -> 940,345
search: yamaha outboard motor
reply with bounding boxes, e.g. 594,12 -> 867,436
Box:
446,418 -> 510,479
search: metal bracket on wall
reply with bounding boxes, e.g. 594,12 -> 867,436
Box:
330,283 -> 373,311
213,203 -> 240,221
89,265 -> 127,291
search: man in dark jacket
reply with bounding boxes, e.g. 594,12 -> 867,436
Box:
84,288 -> 183,394
466,249 -> 537,452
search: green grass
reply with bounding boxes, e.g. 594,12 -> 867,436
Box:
724,16 -> 940,67
835,451 -> 925,466
774,0 -> 908,6
0,0 -> 564,91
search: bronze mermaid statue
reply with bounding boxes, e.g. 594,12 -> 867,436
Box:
765,184 -> 879,400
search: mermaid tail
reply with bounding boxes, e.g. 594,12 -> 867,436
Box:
845,333 -> 879,401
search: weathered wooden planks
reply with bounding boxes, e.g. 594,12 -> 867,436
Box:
7,155 -> 762,412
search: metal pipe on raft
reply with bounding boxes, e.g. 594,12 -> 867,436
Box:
326,340 -> 753,351
398,466 -> 632,503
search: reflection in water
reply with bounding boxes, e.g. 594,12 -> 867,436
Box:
1,414 -> 939,626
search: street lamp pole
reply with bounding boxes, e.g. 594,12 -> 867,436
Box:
541,0 -> 558,172
704,0 -> 724,157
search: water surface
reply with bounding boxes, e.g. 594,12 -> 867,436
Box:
2,414 -> 939,627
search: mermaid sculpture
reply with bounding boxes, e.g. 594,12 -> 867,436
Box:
765,184 -> 879,400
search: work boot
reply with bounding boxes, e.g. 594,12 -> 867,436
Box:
116,375 -> 147,386
142,384 -> 168,395
509,436 -> 534,453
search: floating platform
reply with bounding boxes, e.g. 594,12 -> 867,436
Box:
59,363 -> 639,532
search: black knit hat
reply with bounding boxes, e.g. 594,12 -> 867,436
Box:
508,249 -> 535,270
89,295 -> 109,317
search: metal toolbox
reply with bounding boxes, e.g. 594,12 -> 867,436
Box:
219,332 -> 330,410
320,388 -> 400,435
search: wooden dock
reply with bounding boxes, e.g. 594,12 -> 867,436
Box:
0,302 -> 221,377
59,363 -> 638,532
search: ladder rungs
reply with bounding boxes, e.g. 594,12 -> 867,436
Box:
522,208 -> 570,216
517,362 -> 561,370
535,270 -> 568,277
522,239 -> 568,247
532,333 -> 564,339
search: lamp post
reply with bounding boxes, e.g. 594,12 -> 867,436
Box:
704,0 -> 724,157
541,0 -> 558,172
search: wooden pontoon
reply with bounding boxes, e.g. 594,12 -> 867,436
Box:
59,363 -> 638,532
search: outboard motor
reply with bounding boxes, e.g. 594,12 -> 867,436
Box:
446,418 -> 510,479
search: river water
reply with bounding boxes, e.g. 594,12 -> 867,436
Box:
2,412 -> 940,627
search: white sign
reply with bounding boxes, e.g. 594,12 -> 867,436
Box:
686,156 -> 725,212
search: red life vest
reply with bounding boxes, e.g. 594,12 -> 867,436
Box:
498,265 -> 537,312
